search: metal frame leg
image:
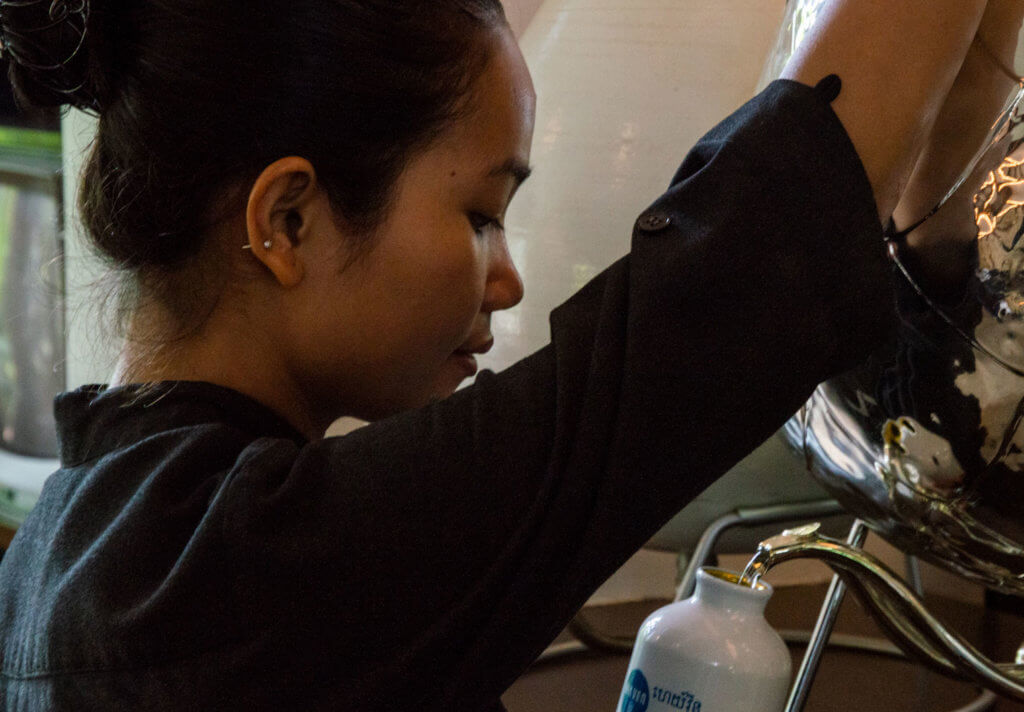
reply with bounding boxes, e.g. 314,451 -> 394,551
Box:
784,520 -> 868,712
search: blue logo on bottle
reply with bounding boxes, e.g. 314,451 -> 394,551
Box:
621,669 -> 650,712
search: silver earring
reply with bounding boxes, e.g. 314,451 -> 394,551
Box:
241,240 -> 273,251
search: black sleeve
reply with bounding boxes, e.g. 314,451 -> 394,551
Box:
221,79 -> 891,710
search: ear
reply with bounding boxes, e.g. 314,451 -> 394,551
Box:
245,156 -> 320,288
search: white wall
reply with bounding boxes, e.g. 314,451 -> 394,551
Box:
502,0 -> 545,36
478,0 -> 789,378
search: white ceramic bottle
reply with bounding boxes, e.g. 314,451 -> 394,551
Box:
618,567 -> 791,712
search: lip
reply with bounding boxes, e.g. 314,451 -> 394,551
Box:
450,336 -> 492,378
458,336 -> 494,356
450,352 -> 479,378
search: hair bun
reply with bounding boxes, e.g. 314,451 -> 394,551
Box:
1,0 -> 102,110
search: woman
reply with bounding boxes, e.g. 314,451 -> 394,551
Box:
0,0 -> 988,709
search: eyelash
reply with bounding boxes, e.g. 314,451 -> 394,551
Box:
469,212 -> 505,236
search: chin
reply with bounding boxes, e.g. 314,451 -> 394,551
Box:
352,371 -> 467,421
429,385 -> 461,404
430,377 -> 467,404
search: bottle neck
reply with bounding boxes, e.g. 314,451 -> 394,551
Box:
693,567 -> 773,616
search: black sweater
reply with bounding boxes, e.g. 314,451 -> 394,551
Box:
0,79 -> 891,711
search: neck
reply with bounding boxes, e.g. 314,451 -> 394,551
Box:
112,310 -> 329,441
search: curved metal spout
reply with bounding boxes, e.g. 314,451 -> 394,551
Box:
753,526 -> 1024,701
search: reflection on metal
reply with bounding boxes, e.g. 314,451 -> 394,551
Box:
750,527 -> 1024,702
975,155 -> 1024,240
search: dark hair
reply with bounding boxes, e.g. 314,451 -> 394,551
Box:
1,0 -> 508,322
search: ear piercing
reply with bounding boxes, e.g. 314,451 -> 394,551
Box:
242,240 -> 273,251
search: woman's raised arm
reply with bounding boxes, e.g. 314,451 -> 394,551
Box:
782,0 -> 988,221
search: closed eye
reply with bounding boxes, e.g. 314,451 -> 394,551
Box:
469,212 -> 505,236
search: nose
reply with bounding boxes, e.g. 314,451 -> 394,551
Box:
482,231 -> 524,312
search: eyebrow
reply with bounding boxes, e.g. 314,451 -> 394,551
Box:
488,157 -> 533,187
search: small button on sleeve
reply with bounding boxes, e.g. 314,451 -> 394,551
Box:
636,211 -> 672,233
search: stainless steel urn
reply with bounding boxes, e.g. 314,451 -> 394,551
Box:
774,0 -> 1024,593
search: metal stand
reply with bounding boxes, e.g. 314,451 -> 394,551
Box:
785,520 -> 868,711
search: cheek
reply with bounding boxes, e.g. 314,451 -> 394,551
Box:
355,245 -> 482,371
419,245 -> 488,344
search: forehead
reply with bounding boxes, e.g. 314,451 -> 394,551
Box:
442,28 -> 536,168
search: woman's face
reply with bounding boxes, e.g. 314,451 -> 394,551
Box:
287,28 -> 536,422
